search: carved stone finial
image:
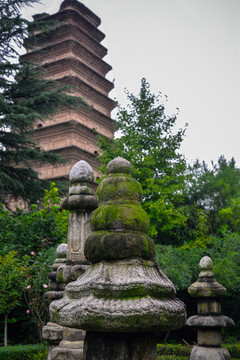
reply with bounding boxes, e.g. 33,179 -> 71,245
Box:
188,256 -> 226,298
199,255 -> 213,270
69,160 -> 94,184
55,243 -> 67,263
107,156 -> 133,175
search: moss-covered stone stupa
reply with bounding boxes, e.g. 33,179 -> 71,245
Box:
50,157 -> 186,359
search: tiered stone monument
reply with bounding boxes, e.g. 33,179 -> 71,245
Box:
43,160 -> 98,360
187,256 -> 234,360
42,244 -> 67,358
44,243 -> 67,301
50,157 -> 186,359
23,0 -> 115,180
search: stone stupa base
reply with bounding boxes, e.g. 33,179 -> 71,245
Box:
83,331 -> 157,360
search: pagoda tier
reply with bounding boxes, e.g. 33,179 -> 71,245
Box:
34,146 -> 99,181
24,0 -> 115,180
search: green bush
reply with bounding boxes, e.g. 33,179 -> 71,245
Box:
157,344 -> 191,357
223,343 -> 240,359
0,344 -> 47,360
158,357 -> 188,360
157,343 -> 240,359
32,347 -> 48,360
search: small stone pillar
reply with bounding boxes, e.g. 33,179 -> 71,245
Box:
187,256 -> 235,360
44,243 -> 67,301
43,160 -> 98,360
42,244 -> 67,359
50,157 -> 186,360
55,160 -> 98,285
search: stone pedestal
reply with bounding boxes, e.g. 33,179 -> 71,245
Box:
42,322 -> 63,360
83,332 -> 157,360
190,346 -> 230,360
52,328 -> 85,360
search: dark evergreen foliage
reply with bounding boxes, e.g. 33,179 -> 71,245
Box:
0,0 -> 87,206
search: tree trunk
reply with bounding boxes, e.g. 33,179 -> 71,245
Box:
4,313 -> 8,347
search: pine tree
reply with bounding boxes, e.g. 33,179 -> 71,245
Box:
0,0 -> 87,206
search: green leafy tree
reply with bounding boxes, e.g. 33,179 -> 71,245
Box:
98,78 -> 188,244
219,198 -> 240,233
0,0 -> 87,206
0,251 -> 29,346
0,184 -> 68,343
183,155 -> 240,236
0,183 -> 69,257
156,232 -> 240,339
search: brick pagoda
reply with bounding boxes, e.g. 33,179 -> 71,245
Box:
22,0 -> 115,181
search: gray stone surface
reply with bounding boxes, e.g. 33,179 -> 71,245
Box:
83,332 -> 157,360
56,244 -> 67,259
197,298 -> 221,315
199,255 -> 213,270
59,340 -> 84,349
190,346 -> 230,360
67,212 -> 92,264
44,244 -> 67,301
66,259 -> 176,299
69,160 -> 94,183
107,157 -> 133,175
42,322 -> 63,343
187,315 -> 235,328
51,294 -> 185,332
69,184 -> 95,196
197,329 -> 221,346
63,327 -> 85,341
56,264 -> 88,283
51,347 -> 83,360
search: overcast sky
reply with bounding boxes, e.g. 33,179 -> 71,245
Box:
23,0 -> 240,166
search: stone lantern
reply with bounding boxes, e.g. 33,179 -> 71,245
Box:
187,256 -> 234,359
50,157 -> 186,359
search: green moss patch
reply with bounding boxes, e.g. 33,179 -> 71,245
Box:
85,231 -> 155,263
97,175 -> 143,205
91,204 -> 149,233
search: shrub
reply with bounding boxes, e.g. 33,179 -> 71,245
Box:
157,343 -> 240,359
0,344 -> 46,360
223,343 -> 240,359
157,344 -> 191,357
158,357 -> 188,360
